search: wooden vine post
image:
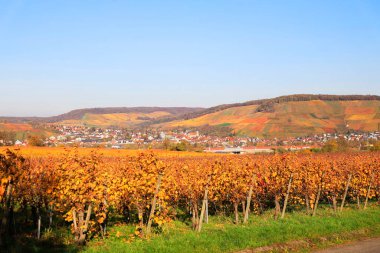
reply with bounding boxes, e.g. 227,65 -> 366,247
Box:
340,174 -> 352,212
72,204 -> 92,245
146,172 -> 163,235
364,172 -> 375,209
312,171 -> 325,217
37,208 -> 41,239
205,199 -> 209,224
243,174 -> 255,224
197,175 -> 210,232
281,172 -> 293,219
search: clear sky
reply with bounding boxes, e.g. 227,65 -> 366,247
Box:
0,0 -> 379,116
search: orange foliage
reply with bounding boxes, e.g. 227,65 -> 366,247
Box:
0,147 -> 379,243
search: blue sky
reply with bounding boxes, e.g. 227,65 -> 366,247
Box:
0,0 -> 379,116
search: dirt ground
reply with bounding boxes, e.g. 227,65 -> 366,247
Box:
314,237 -> 380,253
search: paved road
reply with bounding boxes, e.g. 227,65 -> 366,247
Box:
314,238 -> 380,253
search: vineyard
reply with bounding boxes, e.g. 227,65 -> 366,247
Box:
0,148 -> 379,251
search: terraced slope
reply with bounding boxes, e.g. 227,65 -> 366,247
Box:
161,100 -> 380,137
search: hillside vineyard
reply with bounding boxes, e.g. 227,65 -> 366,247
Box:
2,95 -> 380,139
0,149 -> 379,244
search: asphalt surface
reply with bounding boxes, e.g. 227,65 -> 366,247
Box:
314,237 -> 380,253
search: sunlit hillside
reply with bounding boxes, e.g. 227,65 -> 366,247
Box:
161,100 -> 380,137
59,111 -> 173,127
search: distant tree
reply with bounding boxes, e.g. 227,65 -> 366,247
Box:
309,147 -> 322,153
27,135 -> 45,146
174,141 -> 188,151
371,141 -> 380,151
336,137 -> 349,151
274,147 -> 287,154
322,138 -> 349,152
162,138 -> 171,150
322,140 -> 339,152
169,140 -> 191,151
0,131 -> 16,145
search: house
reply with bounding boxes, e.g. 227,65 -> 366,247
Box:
14,140 -> 23,146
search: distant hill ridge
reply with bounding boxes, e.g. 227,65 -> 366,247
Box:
0,107 -> 204,123
1,94 -> 380,138
48,107 -> 204,122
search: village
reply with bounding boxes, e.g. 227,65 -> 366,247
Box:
5,124 -> 375,153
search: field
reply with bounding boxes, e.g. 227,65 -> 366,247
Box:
161,100 -> 380,137
0,147 -> 214,159
0,147 -> 379,252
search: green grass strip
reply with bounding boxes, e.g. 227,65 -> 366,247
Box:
83,206 -> 380,253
